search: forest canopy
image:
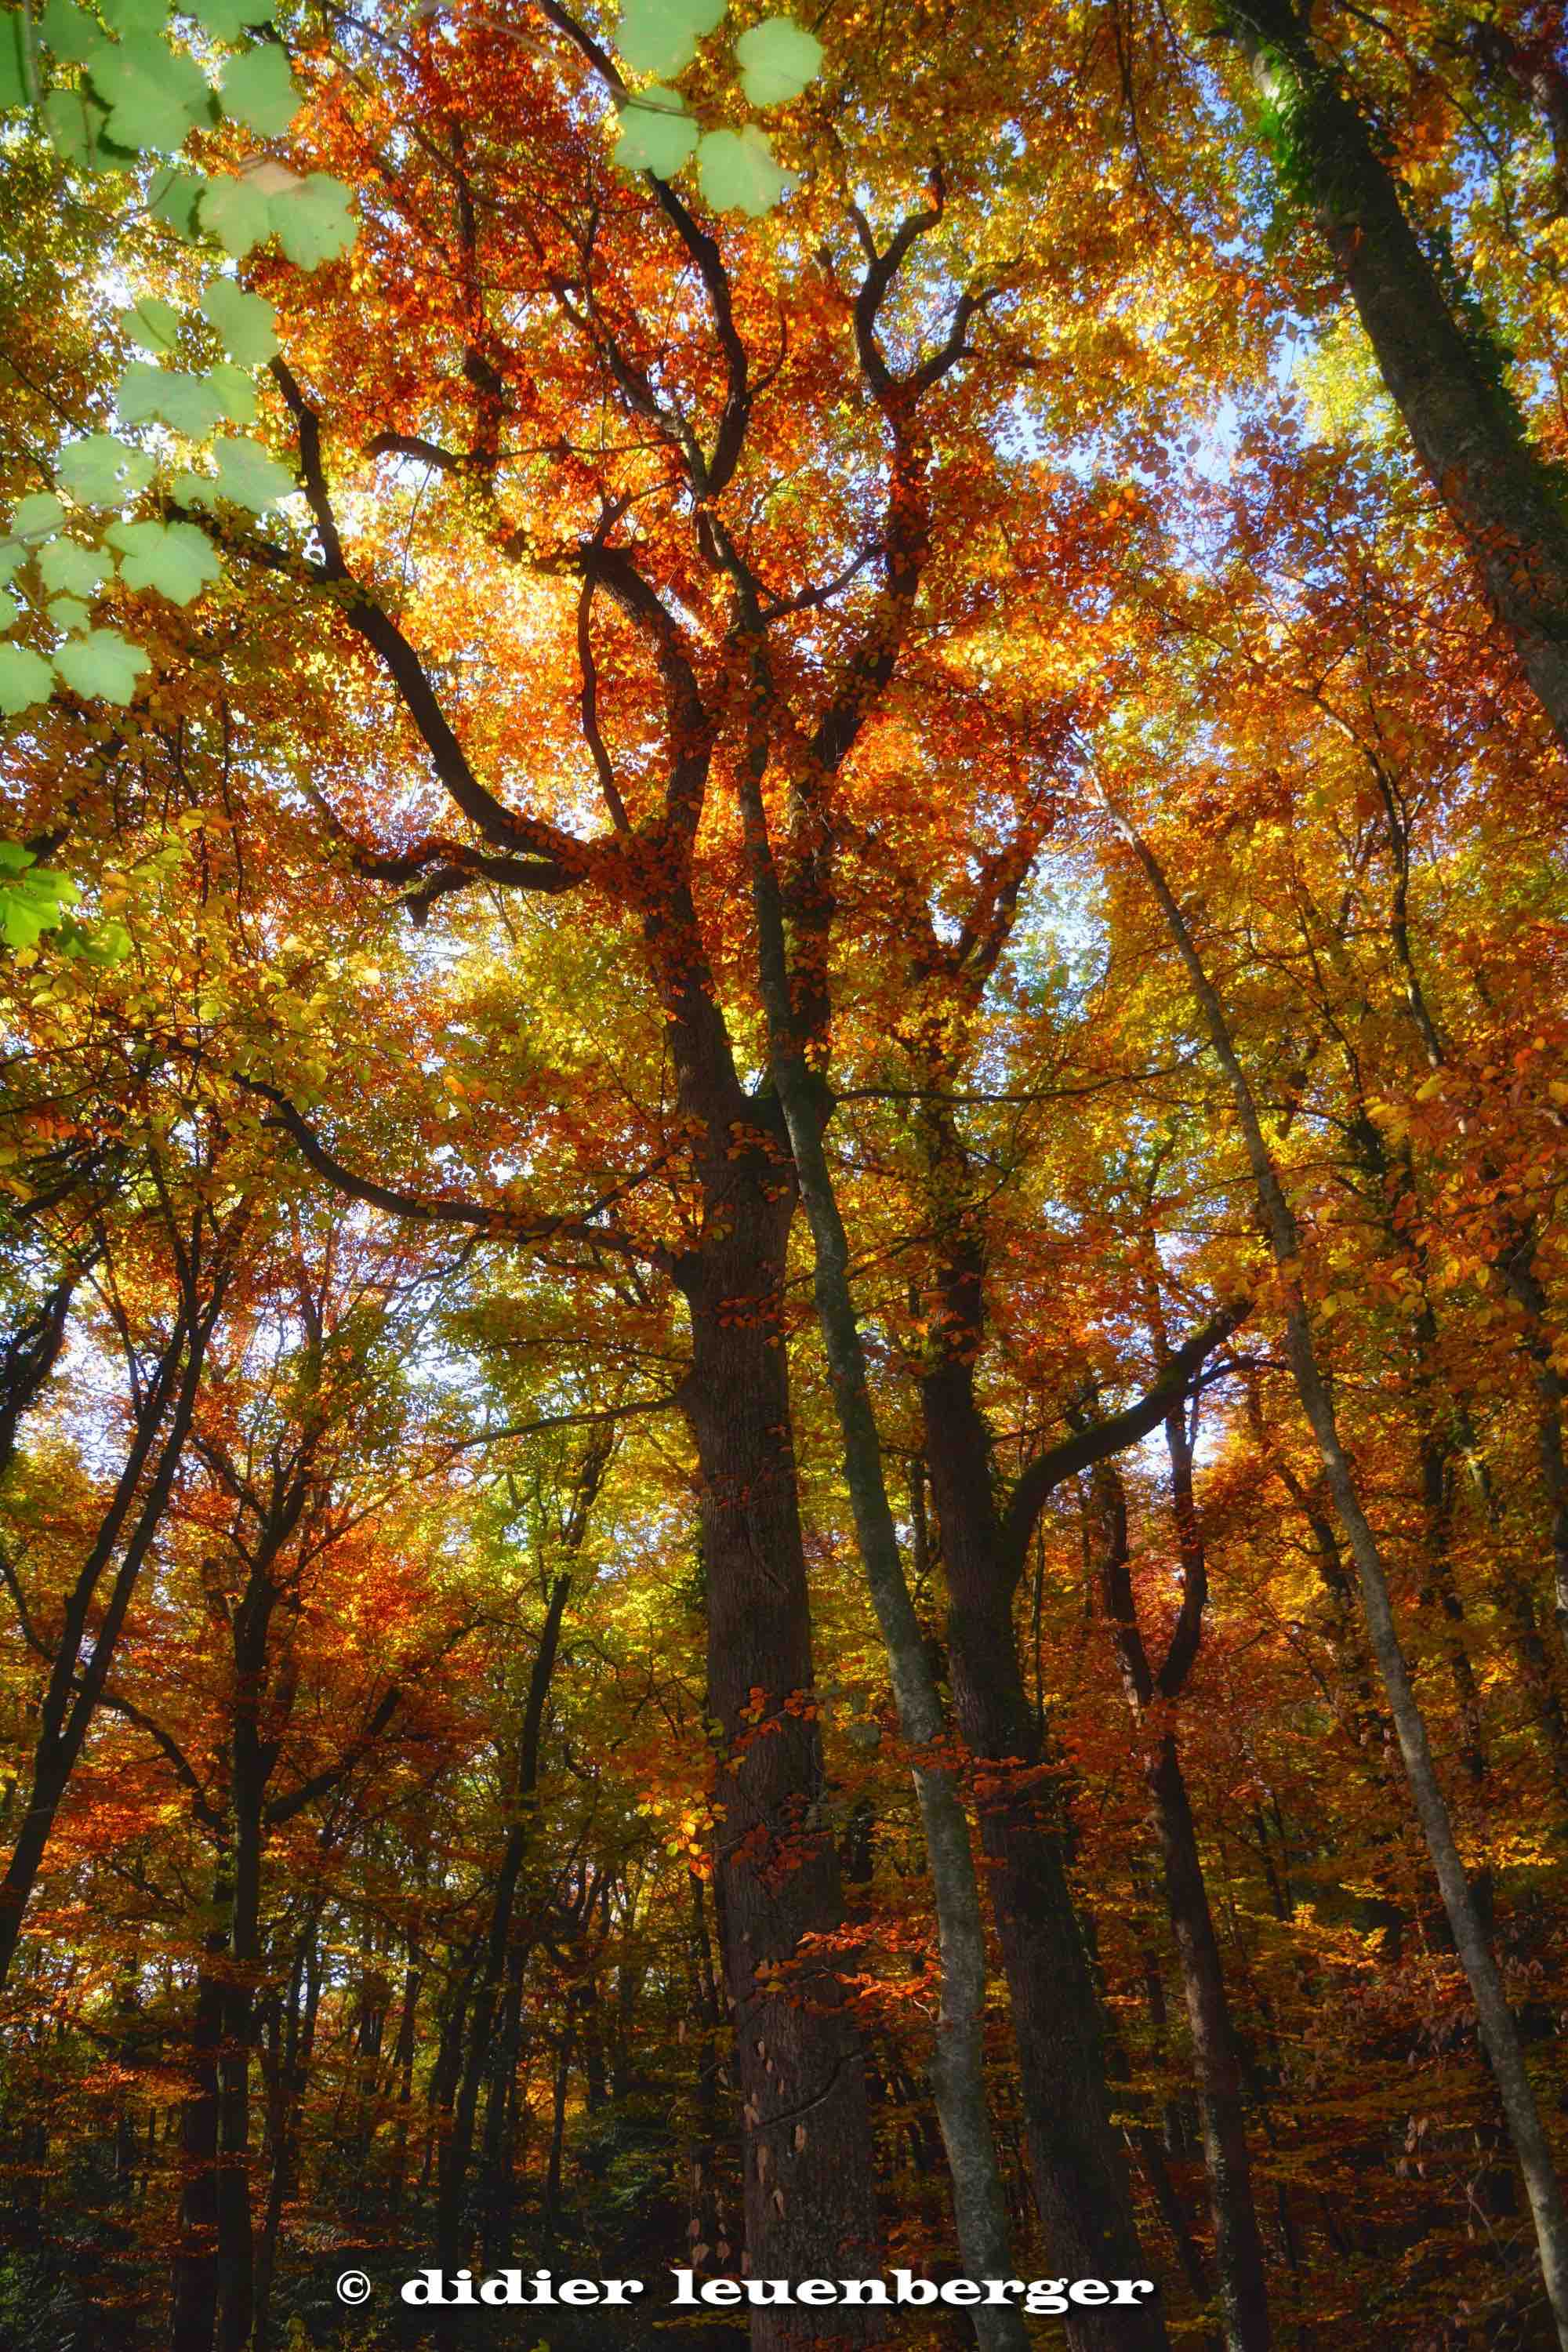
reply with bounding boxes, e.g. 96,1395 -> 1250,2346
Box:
2,0 -> 1568,2347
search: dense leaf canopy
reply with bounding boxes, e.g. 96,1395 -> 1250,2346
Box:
2,0 -> 1567,2348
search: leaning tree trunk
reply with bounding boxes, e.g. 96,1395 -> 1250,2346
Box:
1090,1446 -> 1270,2352
1121,807 -> 1568,2350
1227,0 -> 1568,755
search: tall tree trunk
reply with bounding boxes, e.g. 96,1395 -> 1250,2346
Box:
169,1936 -> 226,2352
740,763 -> 1030,2352
1089,1432 -> 1271,2352
924,1350 -> 1171,2350
1147,1735 -> 1270,2352
0,1270 -> 227,1985
1227,0 -> 1568,753
1120,807 -> 1568,2347
438,1545 -> 579,2270
681,1221 -> 883,2326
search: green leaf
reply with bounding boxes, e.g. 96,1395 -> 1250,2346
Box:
53,627 -> 151,704
615,0 -> 723,79
116,361 -> 229,437
187,0 -> 274,35
39,0 -> 99,63
0,866 -> 75,946
154,371 -> 231,437
89,36 -> 212,151
47,594 -> 93,633
200,276 -> 280,364
732,16 -> 822,107
267,172 -> 356,267
0,589 -> 17,631
120,294 -> 183,352
218,42 -> 299,136
1,9 -> 30,110
103,0 -> 170,33
10,493 -> 66,541
0,642 -> 54,717
1,888 -> 53,950
56,434 -> 157,505
205,363 -> 258,424
0,548 -> 23,587
42,86 -> 131,172
614,87 -> 699,178
107,517 -> 221,602
150,167 -> 206,237
205,434 -> 295,511
201,171 -> 274,256
695,124 -> 792,216
39,540 -> 112,597
0,842 -> 33,873
78,915 -> 132,964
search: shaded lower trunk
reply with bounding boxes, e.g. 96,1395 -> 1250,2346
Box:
1148,1735 -> 1271,2352
683,1249 -> 881,2336
924,1359 -> 1168,2352
169,1944 -> 225,2352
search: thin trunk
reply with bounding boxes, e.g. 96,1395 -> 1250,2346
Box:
740,753 -> 1028,2352
169,1937 -> 225,2352
0,1275 -> 227,1984
542,2020 -> 574,2249
1093,1455 -> 1270,2352
1149,1737 -> 1270,2352
439,1549 -> 579,2268
1122,808 -> 1568,2347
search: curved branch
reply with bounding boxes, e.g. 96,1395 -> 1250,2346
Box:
1000,1304 -> 1250,1579
241,1079 -> 668,1269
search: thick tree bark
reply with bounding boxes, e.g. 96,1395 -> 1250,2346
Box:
1121,809 -> 1568,2349
1229,0 -> 1568,754
681,1216 -> 882,2331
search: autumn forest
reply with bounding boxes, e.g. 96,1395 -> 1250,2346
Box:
2,0 -> 1567,2346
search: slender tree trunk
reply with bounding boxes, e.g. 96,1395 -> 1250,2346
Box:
0,1223 -> 238,1985
1498,1244 -> 1568,1653
1147,1737 -> 1271,2352
1091,1445 -> 1270,2352
439,1552 -> 579,2267
1229,0 -> 1568,753
1121,809 -> 1568,2347
740,764 -> 1029,2352
0,1311 -> 196,1983
214,1778 -> 263,2352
